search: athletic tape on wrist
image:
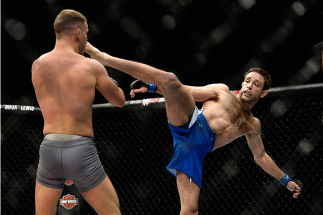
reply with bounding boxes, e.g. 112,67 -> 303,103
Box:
148,83 -> 157,93
280,174 -> 291,187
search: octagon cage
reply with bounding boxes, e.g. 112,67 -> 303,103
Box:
1,84 -> 323,215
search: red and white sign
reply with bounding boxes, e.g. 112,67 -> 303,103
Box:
60,194 -> 78,210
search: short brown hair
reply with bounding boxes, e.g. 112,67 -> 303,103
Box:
54,9 -> 87,39
244,68 -> 271,90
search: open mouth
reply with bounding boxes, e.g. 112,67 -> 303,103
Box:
243,91 -> 252,97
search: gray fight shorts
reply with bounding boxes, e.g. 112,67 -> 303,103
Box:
36,134 -> 107,193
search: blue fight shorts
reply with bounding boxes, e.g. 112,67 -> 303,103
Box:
166,107 -> 215,188
36,134 -> 107,193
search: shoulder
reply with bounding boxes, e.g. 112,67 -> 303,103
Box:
32,53 -> 51,72
32,53 -> 49,65
81,56 -> 104,70
85,57 -> 104,68
84,57 -> 108,77
252,117 -> 261,128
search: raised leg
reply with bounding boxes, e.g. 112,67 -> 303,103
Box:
117,61 -> 196,126
160,72 -> 196,127
86,42 -> 196,126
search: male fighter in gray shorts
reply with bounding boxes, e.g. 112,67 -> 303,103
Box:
32,10 -> 125,215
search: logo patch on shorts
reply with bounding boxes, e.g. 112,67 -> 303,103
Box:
64,180 -> 74,186
60,194 -> 78,210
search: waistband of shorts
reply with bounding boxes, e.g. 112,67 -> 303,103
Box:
168,107 -> 204,129
45,134 -> 85,140
168,109 -> 215,139
43,134 -> 94,148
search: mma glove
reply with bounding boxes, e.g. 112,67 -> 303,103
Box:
130,80 -> 157,93
279,174 -> 303,192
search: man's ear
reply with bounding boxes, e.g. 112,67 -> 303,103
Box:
260,90 -> 268,98
75,28 -> 81,40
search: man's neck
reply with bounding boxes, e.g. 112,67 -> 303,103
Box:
54,38 -> 79,54
236,94 -> 255,112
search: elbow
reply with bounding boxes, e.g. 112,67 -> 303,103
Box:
114,89 -> 126,107
117,100 -> 126,108
115,95 -> 126,107
253,156 -> 261,165
253,152 -> 267,164
111,101 -> 125,108
108,90 -> 126,107
113,97 -> 125,108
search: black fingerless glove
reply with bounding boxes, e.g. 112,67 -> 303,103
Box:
130,80 -> 157,93
280,175 -> 303,192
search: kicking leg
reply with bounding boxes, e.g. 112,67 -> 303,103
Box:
161,73 -> 196,126
176,170 -> 200,215
85,43 -> 196,126
119,64 -> 195,126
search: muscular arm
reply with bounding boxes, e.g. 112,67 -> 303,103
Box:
245,119 -> 285,180
246,119 -> 302,198
91,59 -> 125,107
185,84 -> 229,102
128,81 -> 228,102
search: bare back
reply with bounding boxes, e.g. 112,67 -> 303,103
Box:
32,50 -> 99,137
200,86 -> 259,150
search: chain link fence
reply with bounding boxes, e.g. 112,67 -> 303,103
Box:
1,84 -> 323,214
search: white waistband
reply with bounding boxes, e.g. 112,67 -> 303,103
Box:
188,107 -> 203,128
45,134 -> 82,141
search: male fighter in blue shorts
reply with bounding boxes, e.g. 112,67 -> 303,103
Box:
85,42 -> 302,215
32,10 -> 125,215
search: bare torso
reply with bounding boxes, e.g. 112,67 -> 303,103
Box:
32,49 -> 97,137
201,90 -> 258,150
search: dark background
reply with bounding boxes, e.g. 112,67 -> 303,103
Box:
1,1 -> 323,214
1,0 -> 323,106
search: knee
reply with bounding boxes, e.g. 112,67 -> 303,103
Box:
159,72 -> 181,90
108,201 -> 121,215
180,205 -> 198,215
104,206 -> 120,215
110,211 -> 121,215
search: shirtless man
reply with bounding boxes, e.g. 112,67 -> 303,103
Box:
31,10 -> 125,215
85,42 -> 302,215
